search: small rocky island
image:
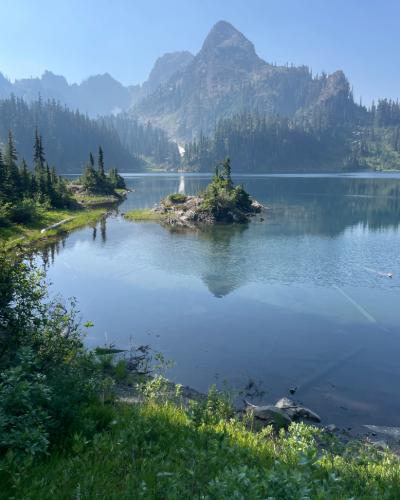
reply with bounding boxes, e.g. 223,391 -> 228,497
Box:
152,157 -> 264,225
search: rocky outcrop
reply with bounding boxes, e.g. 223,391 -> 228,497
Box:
245,397 -> 321,428
313,70 -> 349,115
151,195 -> 264,225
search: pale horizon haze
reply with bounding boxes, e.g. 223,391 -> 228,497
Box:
1,0 -> 399,106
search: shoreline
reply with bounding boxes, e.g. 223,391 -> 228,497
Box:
99,348 -> 400,458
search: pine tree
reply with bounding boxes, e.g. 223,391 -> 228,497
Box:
19,157 -> 30,194
45,161 -> 55,204
33,126 -> 46,166
97,145 -> 106,181
4,130 -> 18,166
219,157 -> 234,192
4,131 -> 21,201
50,163 -> 57,185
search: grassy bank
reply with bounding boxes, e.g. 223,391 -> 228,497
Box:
1,208 -> 106,249
2,370 -> 400,500
123,209 -> 169,221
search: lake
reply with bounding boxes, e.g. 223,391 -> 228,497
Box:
38,172 -> 400,433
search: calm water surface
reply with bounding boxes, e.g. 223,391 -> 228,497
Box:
39,173 -> 400,432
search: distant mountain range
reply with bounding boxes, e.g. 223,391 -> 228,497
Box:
0,51 -> 194,119
1,20 -> 351,135
1,21 -> 399,172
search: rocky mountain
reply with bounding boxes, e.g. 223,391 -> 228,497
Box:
133,21 -> 351,141
128,51 -> 195,108
142,51 -> 194,95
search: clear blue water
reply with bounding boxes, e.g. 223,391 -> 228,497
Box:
39,173 -> 400,432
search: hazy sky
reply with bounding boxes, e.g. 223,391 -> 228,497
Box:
1,0 -> 399,106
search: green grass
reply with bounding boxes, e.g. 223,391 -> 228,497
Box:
1,208 -> 106,249
114,360 -> 127,382
2,393 -> 400,500
96,353 -> 116,370
123,209 -> 170,221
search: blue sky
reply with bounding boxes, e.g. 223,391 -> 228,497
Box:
1,0 -> 399,106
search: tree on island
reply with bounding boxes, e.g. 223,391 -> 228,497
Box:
78,148 -> 127,193
201,156 -> 252,213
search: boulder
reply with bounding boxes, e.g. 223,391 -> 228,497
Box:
297,407 -> 321,423
275,397 -> 297,419
250,405 -> 293,428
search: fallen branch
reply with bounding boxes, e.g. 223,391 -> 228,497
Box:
41,217 -> 76,233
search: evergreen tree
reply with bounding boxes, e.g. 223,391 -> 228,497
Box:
33,126 -> 46,166
219,157 -> 234,192
19,157 -> 30,194
4,131 -> 20,201
97,145 -> 106,180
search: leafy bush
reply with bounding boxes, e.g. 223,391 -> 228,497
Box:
0,347 -> 51,461
1,199 -> 42,224
0,246 -> 102,459
168,193 -> 187,203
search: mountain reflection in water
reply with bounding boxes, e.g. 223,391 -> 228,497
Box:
36,173 -> 400,432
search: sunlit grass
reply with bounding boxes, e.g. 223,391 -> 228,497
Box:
2,400 -> 400,499
123,209 -> 169,220
1,209 -> 105,249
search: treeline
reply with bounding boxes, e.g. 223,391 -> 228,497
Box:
0,94 -> 142,172
181,96 -> 400,172
0,129 -> 71,224
0,126 -> 123,225
102,112 -> 181,167
181,106 -> 344,172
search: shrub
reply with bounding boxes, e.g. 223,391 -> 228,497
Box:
97,353 -> 115,370
0,347 -> 51,461
1,199 -> 42,223
114,359 -> 127,382
168,193 -> 187,204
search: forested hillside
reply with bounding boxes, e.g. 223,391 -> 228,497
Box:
102,113 -> 181,168
181,98 -> 400,172
0,95 -> 142,172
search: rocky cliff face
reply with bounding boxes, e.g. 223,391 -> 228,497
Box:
314,70 -> 349,113
134,20 -> 349,141
142,51 -> 194,94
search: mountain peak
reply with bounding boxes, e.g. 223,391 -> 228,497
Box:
200,21 -> 256,56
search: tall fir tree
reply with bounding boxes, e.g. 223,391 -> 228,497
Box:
19,157 -> 30,194
4,131 -> 21,201
97,145 -> 106,180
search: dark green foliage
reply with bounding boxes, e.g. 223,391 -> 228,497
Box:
79,151 -> 126,192
97,145 -> 106,180
0,94 -> 142,172
167,193 -> 187,203
0,248 -> 100,459
182,101 -> 400,172
201,157 -> 253,213
106,167 -> 126,189
0,129 -> 71,225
